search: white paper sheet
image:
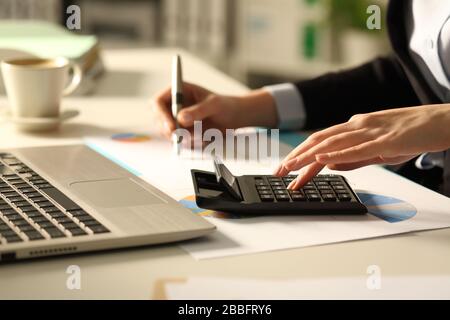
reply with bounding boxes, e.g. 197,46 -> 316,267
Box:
165,276 -> 450,300
84,129 -> 450,260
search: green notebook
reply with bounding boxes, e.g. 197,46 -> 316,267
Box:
0,20 -> 98,60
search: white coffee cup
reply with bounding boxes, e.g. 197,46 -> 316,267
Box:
0,57 -> 82,119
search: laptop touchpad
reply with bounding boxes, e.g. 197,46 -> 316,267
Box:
70,178 -> 166,208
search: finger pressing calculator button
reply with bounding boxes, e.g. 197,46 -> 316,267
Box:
259,195 -> 274,202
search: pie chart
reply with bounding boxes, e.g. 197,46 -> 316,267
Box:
111,133 -> 151,143
357,192 -> 417,223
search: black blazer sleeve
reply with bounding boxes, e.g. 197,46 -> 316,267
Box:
296,55 -> 421,130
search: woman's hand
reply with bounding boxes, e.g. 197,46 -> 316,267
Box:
150,82 -> 278,139
274,104 -> 450,189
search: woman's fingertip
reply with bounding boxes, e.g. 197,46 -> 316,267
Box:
178,112 -> 193,125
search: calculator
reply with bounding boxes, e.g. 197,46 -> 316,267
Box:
190,158 -> 367,215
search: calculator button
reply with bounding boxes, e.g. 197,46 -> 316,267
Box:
288,190 -> 302,194
271,186 -> 285,190
255,181 -> 267,186
316,181 -> 329,186
304,190 -> 319,195
259,195 -> 274,202
322,194 -> 337,201
317,185 -> 332,190
333,185 -> 346,190
338,194 -> 352,201
268,177 -> 282,182
257,186 -> 271,191
270,182 -> 284,186
275,195 -> 290,201
307,194 -> 321,201
291,194 -> 307,201
330,181 -> 344,186
274,190 -> 288,195
258,190 -> 272,195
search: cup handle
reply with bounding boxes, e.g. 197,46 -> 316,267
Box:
62,63 -> 83,96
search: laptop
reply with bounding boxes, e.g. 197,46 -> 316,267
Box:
0,144 -> 215,262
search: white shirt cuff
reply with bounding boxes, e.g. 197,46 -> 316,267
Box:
415,152 -> 445,169
264,83 -> 306,130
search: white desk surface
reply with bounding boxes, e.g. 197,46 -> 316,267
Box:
1,48 -> 450,299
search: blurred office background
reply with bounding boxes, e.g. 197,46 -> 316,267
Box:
0,0 -> 389,89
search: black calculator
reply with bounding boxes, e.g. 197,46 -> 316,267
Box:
191,158 -> 367,215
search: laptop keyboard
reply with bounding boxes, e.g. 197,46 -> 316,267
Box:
0,153 -> 110,245
255,175 -> 354,202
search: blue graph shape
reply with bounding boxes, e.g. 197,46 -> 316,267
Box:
357,193 -> 417,223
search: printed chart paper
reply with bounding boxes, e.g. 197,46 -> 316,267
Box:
85,130 -> 450,260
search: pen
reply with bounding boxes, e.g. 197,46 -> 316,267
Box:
171,54 -> 183,155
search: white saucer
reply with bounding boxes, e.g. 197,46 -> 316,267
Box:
0,109 -> 79,132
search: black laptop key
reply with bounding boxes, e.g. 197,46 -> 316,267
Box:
48,212 -> 66,219
81,219 -> 100,226
35,183 -> 52,189
45,227 -> 66,238
70,228 -> 88,236
1,230 -> 19,238
40,187 -> 81,211
25,231 -> 45,241
30,216 -> 49,223
5,236 -> 23,243
26,193 -> 42,199
54,216 -> 72,224
36,221 -> 55,229
68,209 -> 90,217
13,219 -> 30,227
61,222 -> 79,230
36,201 -> 54,208
18,224 -> 36,232
7,214 -> 24,222
75,215 -> 96,222
43,207 -> 62,214
87,225 -> 110,234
